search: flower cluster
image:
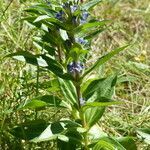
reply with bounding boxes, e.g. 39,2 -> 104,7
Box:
43,0 -> 51,5
75,37 -> 88,45
70,5 -> 78,13
80,11 -> 89,24
67,62 -> 84,74
55,10 -> 65,21
79,97 -> 85,106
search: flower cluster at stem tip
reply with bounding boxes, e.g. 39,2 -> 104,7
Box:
75,37 -> 88,45
54,1 -> 89,25
67,62 -> 84,74
79,97 -> 85,106
55,10 -> 65,21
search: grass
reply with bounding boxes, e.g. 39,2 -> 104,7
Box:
0,0 -> 149,149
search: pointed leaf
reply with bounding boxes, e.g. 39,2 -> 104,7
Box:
74,20 -> 109,34
136,128 -> 150,144
7,51 -> 73,80
82,0 -> 102,10
83,45 -> 129,78
58,78 -> 77,107
84,107 -> 105,128
18,95 -> 66,110
83,74 -> 117,101
93,137 -> 126,150
117,137 -> 137,150
31,120 -> 81,143
83,101 -> 121,111
10,120 -> 48,140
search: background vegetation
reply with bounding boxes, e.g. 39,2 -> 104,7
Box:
0,0 -> 149,149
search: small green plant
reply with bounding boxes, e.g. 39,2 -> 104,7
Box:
8,0 -> 137,149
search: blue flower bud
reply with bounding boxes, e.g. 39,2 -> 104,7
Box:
70,5 -> 78,13
72,16 -> 78,25
75,38 -> 88,45
79,97 -> 85,106
43,0 -> 51,5
80,11 -> 89,24
55,10 -> 64,21
82,11 -> 89,20
67,62 -> 84,74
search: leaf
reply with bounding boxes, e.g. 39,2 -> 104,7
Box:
83,74 -> 117,101
82,45 -> 129,78
33,40 -> 55,56
58,78 -> 78,107
33,15 -> 66,30
83,75 -> 118,128
31,122 -> 64,142
82,0 -> 102,10
25,4 -> 56,16
127,61 -> 150,72
10,120 -> 48,140
57,129 -> 82,150
18,95 -> 66,110
31,120 -> 81,143
88,124 -> 107,141
117,75 -> 138,83
117,137 -> 137,150
6,51 -> 73,80
84,107 -> 105,128
7,51 -> 48,67
136,128 -> 150,144
83,101 -> 121,110
74,20 -> 109,34
93,137 -> 126,150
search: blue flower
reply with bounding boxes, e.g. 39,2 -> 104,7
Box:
43,0 -> 51,5
70,5 -> 78,13
80,11 -> 89,24
79,97 -> 85,106
55,10 -> 64,21
75,38 -> 88,45
67,62 -> 84,73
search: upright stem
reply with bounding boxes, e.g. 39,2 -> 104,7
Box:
35,65 -> 40,119
74,70 -> 89,150
57,45 -> 62,63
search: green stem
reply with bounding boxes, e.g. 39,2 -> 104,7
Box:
74,69 -> 89,150
57,45 -> 62,63
35,65 -> 39,119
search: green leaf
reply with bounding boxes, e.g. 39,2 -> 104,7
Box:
25,4 -> 56,16
57,129 -> 82,150
136,128 -> 150,144
7,51 -> 47,67
83,101 -> 121,110
83,74 -> 117,101
10,120 -> 48,140
58,78 -> 78,107
84,107 -> 105,128
31,122 -> 64,142
93,137 -> 126,150
82,0 -> 102,10
33,15 -> 66,30
33,40 -> 55,56
7,51 -> 73,80
117,137 -> 137,150
69,43 -> 88,60
74,20 -> 109,34
18,95 -> 66,110
82,45 -> 129,78
31,120 -> 81,143
88,124 -> 108,141
83,75 -> 118,128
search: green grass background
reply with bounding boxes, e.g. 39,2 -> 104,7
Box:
0,0 -> 149,149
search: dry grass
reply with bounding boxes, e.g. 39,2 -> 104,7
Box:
0,0 -> 149,149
